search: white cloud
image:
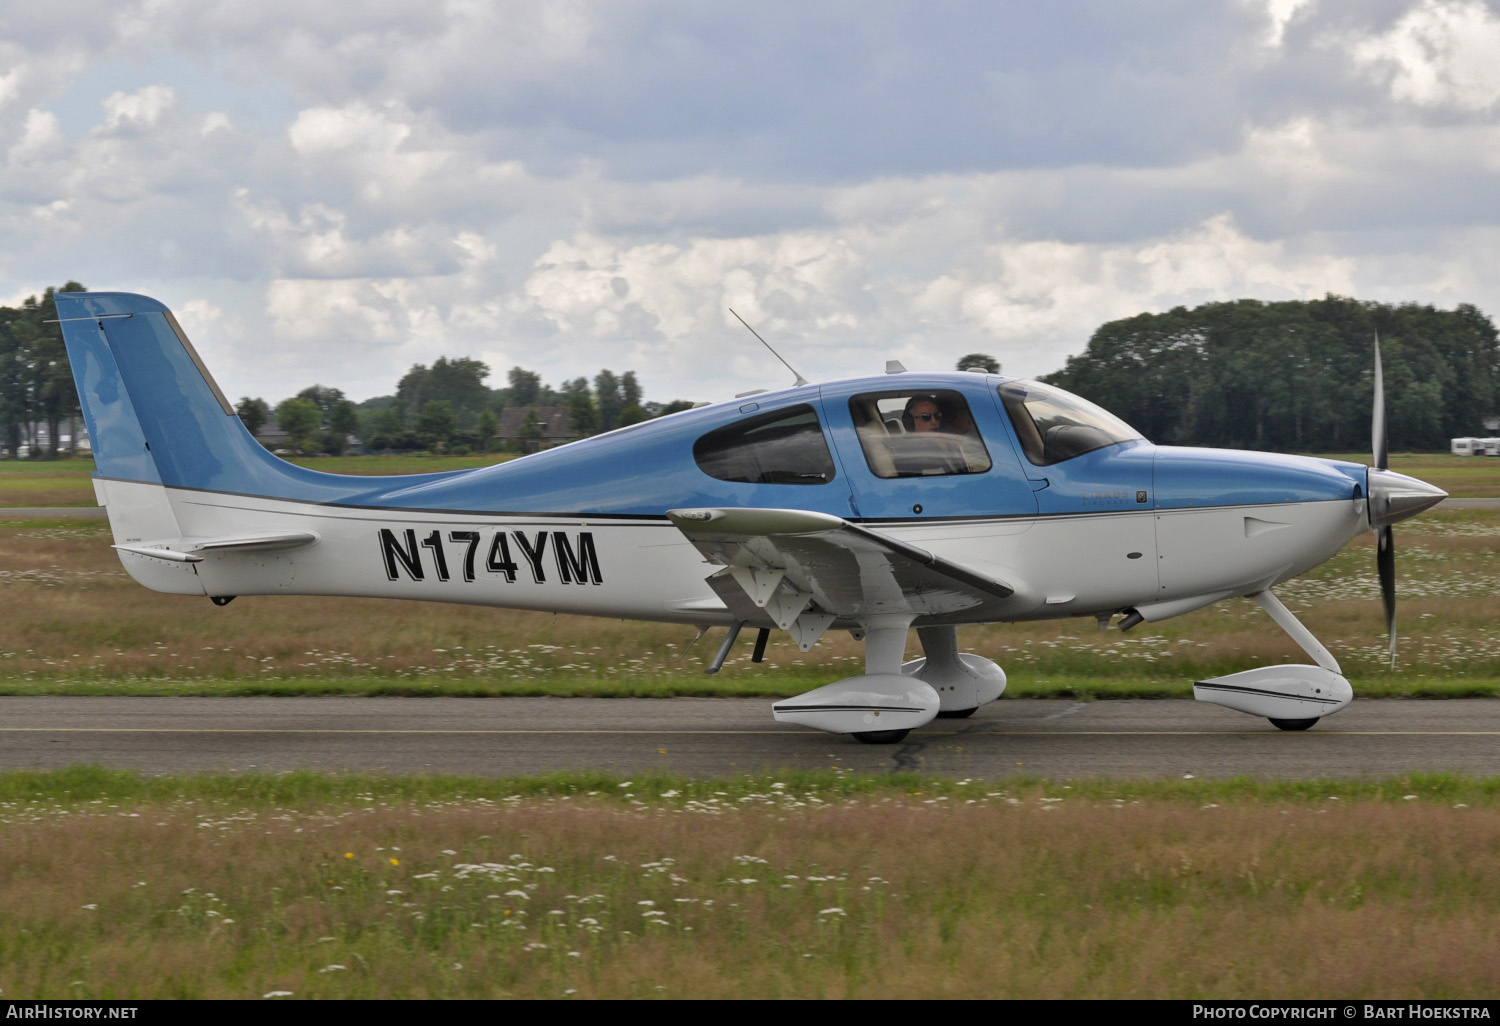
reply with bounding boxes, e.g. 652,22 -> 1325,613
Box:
1350,0 -> 1500,110
234,192 -> 462,278
101,83 -> 176,127
4,3 -> 1500,405
287,102 -> 407,156
519,231 -> 865,343
266,278 -> 406,345
7,109 -> 66,164
0,38 -> 92,128
1259,0 -> 1316,48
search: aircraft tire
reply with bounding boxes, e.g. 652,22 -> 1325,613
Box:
852,729 -> 911,745
1268,717 -> 1320,731
936,707 -> 978,719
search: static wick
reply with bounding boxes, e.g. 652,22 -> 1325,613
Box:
729,309 -> 808,387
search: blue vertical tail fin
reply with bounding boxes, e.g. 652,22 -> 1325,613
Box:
56,292 -> 448,504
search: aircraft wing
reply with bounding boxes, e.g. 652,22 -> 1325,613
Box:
666,507 -> 1018,650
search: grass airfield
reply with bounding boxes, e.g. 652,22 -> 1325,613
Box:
2,453 -> 1498,999
0,768 -> 1498,999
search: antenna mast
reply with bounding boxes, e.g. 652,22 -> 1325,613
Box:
729,309 -> 808,387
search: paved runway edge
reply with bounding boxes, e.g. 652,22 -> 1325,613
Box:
2,696 -> 1497,779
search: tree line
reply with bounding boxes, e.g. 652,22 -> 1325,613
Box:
5,285 -> 1497,460
0,283 -> 87,457
1042,296 -> 1500,451
241,360 -> 697,455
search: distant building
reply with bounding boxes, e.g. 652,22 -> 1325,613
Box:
1452,437 -> 1500,456
3,421 -> 89,458
254,417 -> 292,452
497,406 -> 578,452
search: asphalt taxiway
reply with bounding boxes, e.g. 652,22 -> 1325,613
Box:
2,696 -> 1496,779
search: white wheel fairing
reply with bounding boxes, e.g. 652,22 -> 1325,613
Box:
772,673 -> 940,734
1193,665 -> 1353,721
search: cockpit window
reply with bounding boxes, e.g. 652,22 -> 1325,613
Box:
998,380 -> 1142,466
847,390 -> 992,479
693,404 -> 836,485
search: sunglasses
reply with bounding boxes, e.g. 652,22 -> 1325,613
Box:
914,412 -> 942,422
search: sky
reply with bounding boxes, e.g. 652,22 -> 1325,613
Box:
4,0 -> 1500,406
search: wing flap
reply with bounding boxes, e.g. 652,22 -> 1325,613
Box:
668,507 -> 1017,629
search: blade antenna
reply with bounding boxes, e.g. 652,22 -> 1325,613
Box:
729,309 -> 808,387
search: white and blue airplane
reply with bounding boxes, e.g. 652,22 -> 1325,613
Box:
56,291 -> 1447,743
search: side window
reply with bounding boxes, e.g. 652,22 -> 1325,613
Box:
847,390 -> 992,479
693,404 -> 837,485
998,380 -> 1142,466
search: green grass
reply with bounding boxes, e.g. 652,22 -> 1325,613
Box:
2,768 -> 1499,999
3,765 -> 1497,806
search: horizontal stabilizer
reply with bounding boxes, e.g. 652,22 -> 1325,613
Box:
113,544 -> 203,564
113,530 -> 319,564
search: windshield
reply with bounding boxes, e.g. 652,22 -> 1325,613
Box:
998,380 -> 1142,466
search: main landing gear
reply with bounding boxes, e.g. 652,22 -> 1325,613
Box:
773,621 -> 1008,743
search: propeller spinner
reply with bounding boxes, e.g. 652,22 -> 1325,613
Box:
1366,337 -> 1447,665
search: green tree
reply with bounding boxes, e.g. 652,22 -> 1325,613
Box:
295,385 -> 347,420
0,283 -> 85,457
322,399 -> 360,455
396,358 -> 491,429
328,399 -> 359,437
395,364 -> 431,424
621,371 -> 642,409
236,397 -> 271,436
1043,296 -> 1500,451
428,357 -> 490,425
507,367 -> 542,406
519,408 -> 544,453
568,390 -> 599,436
475,409 -> 498,453
957,353 -> 1000,374
274,397 -> 321,452
364,408 -> 406,451
416,399 -> 457,449
595,369 -> 624,432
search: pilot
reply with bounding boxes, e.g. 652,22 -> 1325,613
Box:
900,394 -> 988,474
902,395 -> 945,433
